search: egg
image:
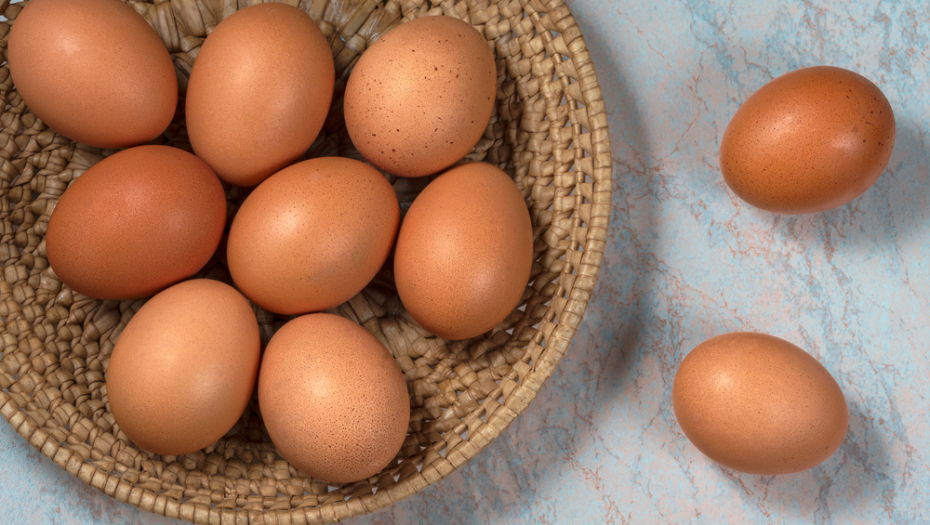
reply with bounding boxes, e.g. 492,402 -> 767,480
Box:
45,145 -> 226,300
672,332 -> 849,475
258,313 -> 409,483
227,157 -> 399,315
719,66 -> 896,214
394,162 -> 533,340
186,3 -> 335,187
106,279 -> 261,455
8,0 -> 177,149
344,15 -> 497,178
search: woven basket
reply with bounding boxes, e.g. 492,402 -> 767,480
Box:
0,0 -> 612,522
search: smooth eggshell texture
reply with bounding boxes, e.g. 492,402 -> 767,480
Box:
106,279 -> 261,455
672,332 -> 849,475
227,157 -> 399,315
186,3 -> 335,186
720,65 -> 895,214
45,145 -> 226,300
344,15 -> 497,178
8,0 -> 177,148
394,162 -> 533,340
258,313 -> 410,483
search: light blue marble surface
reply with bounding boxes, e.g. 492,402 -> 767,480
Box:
1,0 -> 927,523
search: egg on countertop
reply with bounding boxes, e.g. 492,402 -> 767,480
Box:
394,162 -> 533,340
258,313 -> 410,484
344,15 -> 497,178
672,332 -> 849,475
226,157 -> 399,315
186,3 -> 335,187
105,279 -> 261,456
8,0 -> 177,149
719,65 -> 895,214
45,145 -> 227,300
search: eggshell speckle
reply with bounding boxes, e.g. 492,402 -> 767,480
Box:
394,162 -> 533,340
106,279 -> 261,456
45,145 -> 227,300
8,0 -> 177,148
227,157 -> 399,315
672,332 -> 849,475
719,66 -> 896,214
186,3 -> 335,186
258,313 -> 410,483
344,15 -> 496,178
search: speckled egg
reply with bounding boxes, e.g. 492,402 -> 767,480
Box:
719,66 -> 895,214
8,0 -> 177,148
672,332 -> 849,475
344,15 -> 497,178
394,162 -> 533,340
45,145 -> 226,300
186,3 -> 335,186
106,279 -> 261,456
226,157 -> 399,315
258,313 -> 410,483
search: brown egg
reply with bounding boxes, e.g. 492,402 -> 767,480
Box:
720,66 -> 896,214
344,15 -> 497,178
227,157 -> 399,315
8,0 -> 177,149
258,313 -> 409,483
186,3 -> 335,187
46,145 -> 226,300
106,279 -> 261,455
672,332 -> 849,475
394,162 -> 533,340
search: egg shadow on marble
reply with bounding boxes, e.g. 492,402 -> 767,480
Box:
826,399 -> 894,513
846,119 -> 928,246
716,400 -> 889,521
770,119 -> 928,251
767,401 -> 890,520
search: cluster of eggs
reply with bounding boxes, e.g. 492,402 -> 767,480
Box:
10,0 -> 533,483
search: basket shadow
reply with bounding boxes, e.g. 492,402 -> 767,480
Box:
351,6 -> 658,524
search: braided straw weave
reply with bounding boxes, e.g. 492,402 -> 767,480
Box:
0,0 -> 611,522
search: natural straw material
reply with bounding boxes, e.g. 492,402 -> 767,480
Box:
0,0 -> 612,523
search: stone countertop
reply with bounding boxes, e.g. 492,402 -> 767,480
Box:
1,0 -> 927,523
